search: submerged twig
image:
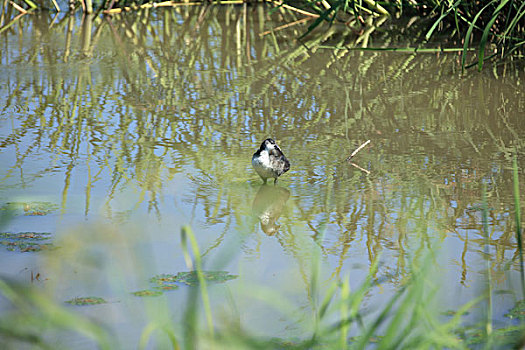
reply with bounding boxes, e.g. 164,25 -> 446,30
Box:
345,140 -> 370,161
349,162 -> 370,175
267,0 -> 319,18
103,1 -> 246,14
317,45 -> 476,53
102,1 -> 217,14
0,11 -> 26,33
259,16 -> 313,37
48,12 -> 59,28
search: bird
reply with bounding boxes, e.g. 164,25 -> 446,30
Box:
252,138 -> 290,184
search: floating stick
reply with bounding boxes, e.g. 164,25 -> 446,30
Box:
50,0 -> 60,11
345,139 -> 370,161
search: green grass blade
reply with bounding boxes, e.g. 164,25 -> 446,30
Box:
462,1 -> 496,72
340,276 -> 350,349
478,0 -> 510,71
318,282 -> 338,320
377,255 -> 431,348
513,154 -> 525,295
502,1 -> 525,42
22,0 -> 37,9
425,0 -> 461,41
299,0 -> 341,40
321,257 -> 381,338
139,323 -> 180,350
0,279 -> 114,349
354,286 -> 406,349
481,184 -> 493,341
181,225 -> 214,337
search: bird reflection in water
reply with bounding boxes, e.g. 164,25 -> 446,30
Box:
252,184 -> 290,236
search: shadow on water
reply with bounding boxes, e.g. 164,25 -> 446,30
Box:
0,4 -> 525,348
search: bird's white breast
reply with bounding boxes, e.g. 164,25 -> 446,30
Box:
255,150 -> 270,166
252,150 -> 276,179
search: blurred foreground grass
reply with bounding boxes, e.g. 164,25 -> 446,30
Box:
0,212 -> 524,349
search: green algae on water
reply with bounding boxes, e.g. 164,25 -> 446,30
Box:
0,232 -> 54,252
1,201 -> 59,216
0,241 -> 54,252
504,300 -> 525,320
173,271 -> 238,286
144,271 -> 237,297
154,285 -> 179,291
441,309 -> 470,317
65,297 -> 107,306
132,289 -> 163,297
0,232 -> 52,240
149,271 -> 237,287
149,274 -> 179,285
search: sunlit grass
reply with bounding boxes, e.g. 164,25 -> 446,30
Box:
0,1 -> 522,69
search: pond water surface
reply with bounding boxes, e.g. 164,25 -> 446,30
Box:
1,4 -> 525,348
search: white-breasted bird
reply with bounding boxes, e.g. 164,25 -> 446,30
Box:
252,138 -> 290,184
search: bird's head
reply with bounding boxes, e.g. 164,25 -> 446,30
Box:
260,138 -> 277,152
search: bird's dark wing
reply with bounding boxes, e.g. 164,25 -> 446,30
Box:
283,157 -> 290,172
269,148 -> 282,157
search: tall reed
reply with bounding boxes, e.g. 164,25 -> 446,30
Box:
1,0 -> 522,68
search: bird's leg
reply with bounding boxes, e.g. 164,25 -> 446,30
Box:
274,178 -> 278,185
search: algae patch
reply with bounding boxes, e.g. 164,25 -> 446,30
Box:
173,271 -> 238,286
65,297 -> 107,306
132,289 -> 164,297
2,201 -> 59,216
133,271 -> 238,297
0,232 -> 54,252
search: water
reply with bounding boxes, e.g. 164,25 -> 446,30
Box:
1,5 -> 524,348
